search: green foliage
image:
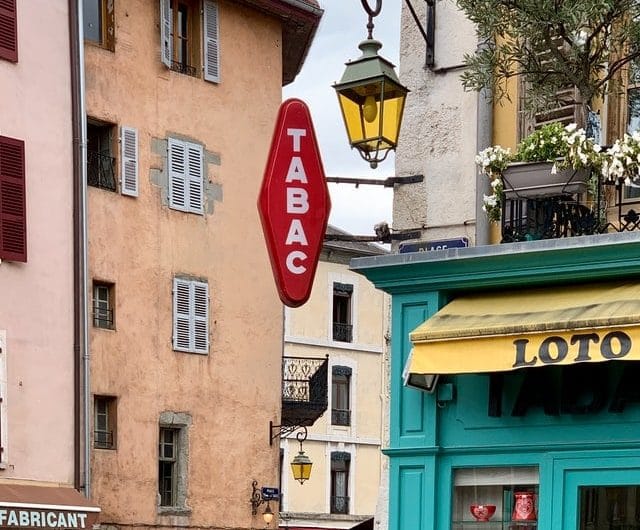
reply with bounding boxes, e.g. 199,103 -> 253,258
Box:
457,0 -> 640,115
515,122 -> 568,162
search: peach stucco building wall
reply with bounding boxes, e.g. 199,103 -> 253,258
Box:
0,1 -> 75,484
85,1 -> 285,529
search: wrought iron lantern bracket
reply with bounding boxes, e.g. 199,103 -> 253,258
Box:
269,421 -> 308,446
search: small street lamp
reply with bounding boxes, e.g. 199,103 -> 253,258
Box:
334,0 -> 409,168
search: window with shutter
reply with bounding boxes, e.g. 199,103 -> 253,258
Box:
160,0 -> 172,67
173,278 -> 209,354
168,137 -> 204,214
203,1 -> 220,83
0,0 -> 17,63
120,126 -> 139,197
0,135 -> 26,262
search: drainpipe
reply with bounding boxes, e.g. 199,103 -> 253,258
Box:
475,43 -> 493,246
69,0 -> 90,496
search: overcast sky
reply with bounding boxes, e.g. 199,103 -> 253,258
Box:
282,0 -> 401,236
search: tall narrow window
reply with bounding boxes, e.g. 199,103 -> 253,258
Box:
160,0 -> 219,82
0,0 -> 18,62
0,135 -> 26,262
83,0 -> 115,50
93,281 -> 114,329
87,121 -> 116,192
331,366 -> 352,426
159,427 -> 178,507
624,60 -> 640,200
332,283 -> 353,342
330,452 -> 351,514
94,396 -> 117,449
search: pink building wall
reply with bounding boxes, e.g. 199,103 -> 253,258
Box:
0,1 -> 75,484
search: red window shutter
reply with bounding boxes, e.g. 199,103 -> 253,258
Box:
0,0 -> 17,63
0,136 -> 26,262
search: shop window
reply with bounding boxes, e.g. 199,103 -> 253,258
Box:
168,138 -> 204,215
158,412 -> 191,513
331,366 -> 352,426
87,120 -> 116,192
173,277 -> 209,354
330,452 -> 351,514
160,0 -> 219,82
83,0 -> 115,51
94,395 -> 116,449
0,0 -> 17,62
579,485 -> 640,528
0,135 -> 26,262
452,466 -> 539,527
93,281 -> 114,329
332,283 -> 353,343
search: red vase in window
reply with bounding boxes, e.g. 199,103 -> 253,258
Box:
512,492 -> 537,521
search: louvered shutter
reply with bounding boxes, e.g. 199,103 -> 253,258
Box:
0,0 -> 17,63
203,1 -> 220,83
173,278 -> 192,352
0,136 -> 26,262
120,127 -> 138,197
192,281 -> 209,354
168,138 -> 187,211
186,142 -> 204,214
160,0 -> 172,68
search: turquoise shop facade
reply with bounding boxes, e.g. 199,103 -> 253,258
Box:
351,233 -> 640,530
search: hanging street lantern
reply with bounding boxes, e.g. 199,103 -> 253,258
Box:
333,0 -> 409,169
290,447 -> 313,485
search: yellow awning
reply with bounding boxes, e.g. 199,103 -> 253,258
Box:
408,282 -> 640,376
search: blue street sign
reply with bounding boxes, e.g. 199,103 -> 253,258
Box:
261,487 -> 280,500
399,237 -> 469,254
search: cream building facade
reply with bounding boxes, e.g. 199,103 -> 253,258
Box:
280,227 -> 388,530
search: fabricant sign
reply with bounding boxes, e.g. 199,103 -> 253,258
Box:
258,99 -> 331,307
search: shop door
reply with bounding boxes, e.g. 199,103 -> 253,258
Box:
563,468 -> 640,529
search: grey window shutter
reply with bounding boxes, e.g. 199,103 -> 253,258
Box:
160,0 -> 172,68
186,141 -> 204,214
192,281 -> 209,353
168,138 -> 187,211
120,126 -> 138,197
203,1 -> 220,83
173,278 -> 191,352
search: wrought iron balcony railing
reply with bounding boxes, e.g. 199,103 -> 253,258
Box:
281,355 -> 328,427
94,429 -> 113,449
93,304 -> 114,329
87,150 -> 116,191
330,495 -> 350,514
500,175 -> 640,243
333,322 -> 353,343
170,61 -> 198,78
332,408 -> 351,426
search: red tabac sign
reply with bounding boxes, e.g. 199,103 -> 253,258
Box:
258,99 -> 331,307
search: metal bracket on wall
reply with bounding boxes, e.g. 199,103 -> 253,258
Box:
403,0 -> 435,68
269,421 -> 308,446
325,174 -> 423,188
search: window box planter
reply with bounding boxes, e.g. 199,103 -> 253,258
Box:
502,161 -> 590,199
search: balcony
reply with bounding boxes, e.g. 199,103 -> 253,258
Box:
332,322 -> 353,342
500,176 -> 640,243
330,495 -> 350,514
281,355 -> 328,427
87,150 -> 116,191
331,408 -> 351,426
